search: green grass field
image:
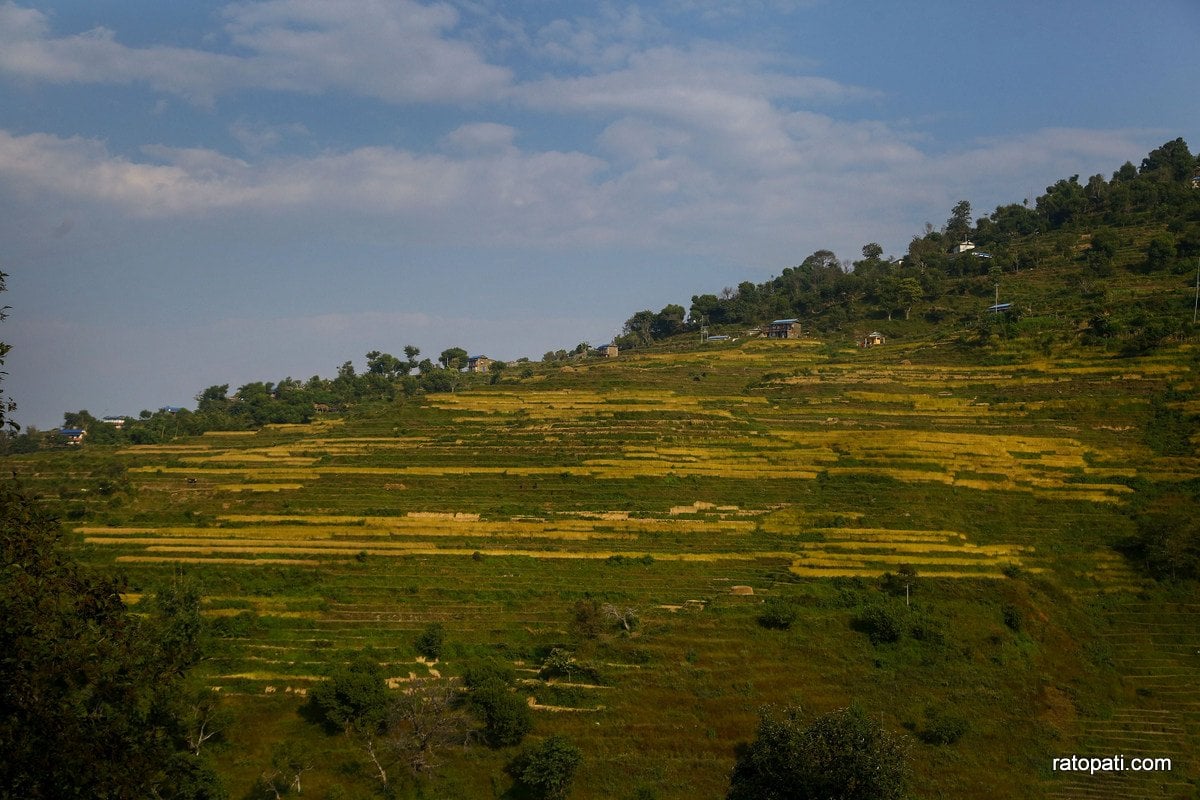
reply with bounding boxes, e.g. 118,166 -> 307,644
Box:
15,335 -> 1200,799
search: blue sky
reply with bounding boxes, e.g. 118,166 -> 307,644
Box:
2,0 -> 1197,428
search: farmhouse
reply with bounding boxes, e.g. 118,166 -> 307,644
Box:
765,319 -> 801,339
705,334 -> 731,342
58,428 -> 87,445
101,416 -> 126,429
467,355 -> 492,373
594,344 -> 618,358
862,331 -> 886,347
953,240 -> 976,254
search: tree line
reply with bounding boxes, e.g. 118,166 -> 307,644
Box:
2,346 -> 532,451
612,138 -> 1200,349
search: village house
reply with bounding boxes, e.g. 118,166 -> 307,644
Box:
952,240 -> 976,254
467,355 -> 492,373
101,416 -> 126,430
594,344 -> 618,358
862,331 -> 886,347
58,428 -> 87,445
765,319 -> 801,339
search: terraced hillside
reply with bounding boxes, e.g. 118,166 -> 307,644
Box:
14,336 -> 1200,799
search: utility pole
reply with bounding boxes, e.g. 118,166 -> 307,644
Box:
1193,258 -> 1198,325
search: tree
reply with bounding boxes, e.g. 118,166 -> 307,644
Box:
469,681 -> 532,747
512,735 -> 583,800
385,678 -> 472,777
1140,137 -> 1195,182
1144,234 -> 1177,273
727,706 -> 910,800
623,310 -> 657,346
1124,495 -> 1200,581
896,277 -> 922,320
366,350 -> 405,378
758,596 -> 800,630
0,271 -> 15,432
305,656 -> 390,734
414,622 -> 446,660
0,481 -> 225,799
946,199 -> 972,243
651,304 -> 687,339
438,347 -> 469,371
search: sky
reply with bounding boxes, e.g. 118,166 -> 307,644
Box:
2,0 -> 1198,428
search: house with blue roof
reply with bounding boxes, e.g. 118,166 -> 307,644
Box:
58,428 -> 87,445
765,319 -> 801,339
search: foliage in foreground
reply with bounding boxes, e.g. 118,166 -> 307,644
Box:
0,481 -> 223,800
727,705 -> 911,800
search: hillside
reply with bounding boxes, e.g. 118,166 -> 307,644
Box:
11,330 -> 1200,799
7,139 -> 1200,799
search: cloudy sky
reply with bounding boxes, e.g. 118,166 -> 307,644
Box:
2,0 -> 1197,427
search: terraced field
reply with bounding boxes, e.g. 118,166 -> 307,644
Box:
17,336 -> 1200,798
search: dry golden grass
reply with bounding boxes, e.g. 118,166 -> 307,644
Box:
214,483 -> 305,492
114,556 -> 321,565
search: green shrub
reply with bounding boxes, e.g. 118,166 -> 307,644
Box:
462,658 -> 516,690
919,707 -> 970,745
758,597 -> 800,630
470,683 -> 532,747
511,735 -> 583,800
414,622 -> 445,660
853,603 -> 905,645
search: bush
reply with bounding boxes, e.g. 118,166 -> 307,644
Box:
853,603 -> 905,645
304,656 -> 389,733
511,735 -> 583,800
758,597 -> 800,630
571,598 -> 605,639
462,658 -> 516,690
727,705 -> 910,800
414,622 -> 445,660
919,707 -> 970,745
470,682 -> 532,747
1002,604 -> 1023,633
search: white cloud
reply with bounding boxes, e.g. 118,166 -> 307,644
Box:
0,0 -> 511,104
440,122 -> 517,154
229,120 -> 310,154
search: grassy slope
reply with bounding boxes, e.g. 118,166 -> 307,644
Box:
17,317 -> 1200,799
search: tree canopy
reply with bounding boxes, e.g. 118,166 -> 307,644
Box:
0,481 -> 224,799
727,705 -> 911,800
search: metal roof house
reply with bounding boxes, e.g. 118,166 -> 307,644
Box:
467,355 -> 492,373
594,344 -> 619,358
58,428 -> 87,445
765,319 -> 801,339
987,302 -> 1012,313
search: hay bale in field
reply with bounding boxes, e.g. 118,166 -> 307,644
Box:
730,585 -> 755,595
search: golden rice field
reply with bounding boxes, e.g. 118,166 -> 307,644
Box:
40,335 -> 1193,799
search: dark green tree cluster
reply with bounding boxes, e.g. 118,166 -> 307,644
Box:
1122,492 -> 1200,582
462,659 -> 532,747
727,705 -> 910,800
37,345 -> 487,446
0,481 -> 224,799
603,139 -> 1199,351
